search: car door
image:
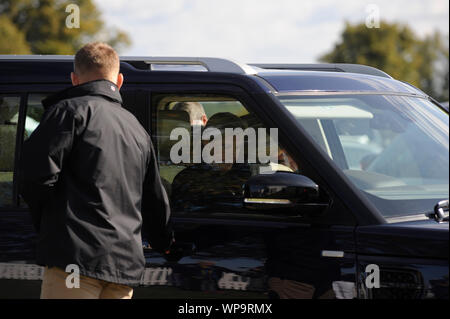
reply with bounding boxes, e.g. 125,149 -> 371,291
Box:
0,85 -> 147,298
132,82 -> 360,299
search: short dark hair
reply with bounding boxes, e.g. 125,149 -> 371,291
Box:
74,42 -> 119,78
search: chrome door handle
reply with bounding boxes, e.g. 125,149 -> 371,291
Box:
321,250 -> 344,258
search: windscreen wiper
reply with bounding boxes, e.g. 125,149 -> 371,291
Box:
433,200 -> 449,223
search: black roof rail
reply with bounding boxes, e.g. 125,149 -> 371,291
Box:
249,63 -> 392,79
0,55 -> 257,75
0,56 -> 391,78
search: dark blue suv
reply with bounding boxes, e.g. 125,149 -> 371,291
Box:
0,56 -> 448,299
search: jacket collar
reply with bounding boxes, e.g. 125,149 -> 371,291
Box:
42,79 -> 122,109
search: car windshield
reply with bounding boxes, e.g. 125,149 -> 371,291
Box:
278,93 -> 449,219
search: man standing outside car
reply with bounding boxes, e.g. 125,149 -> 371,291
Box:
19,42 -> 173,299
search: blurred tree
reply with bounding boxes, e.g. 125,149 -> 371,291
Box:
415,32 -> 449,101
0,15 -> 31,54
436,34 -> 449,102
0,0 -> 131,55
320,21 -> 449,101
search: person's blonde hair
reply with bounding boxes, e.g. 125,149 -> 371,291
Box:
74,42 -> 120,80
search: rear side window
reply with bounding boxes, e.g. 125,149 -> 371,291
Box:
0,95 -> 21,207
0,93 -> 48,208
24,94 -> 47,139
19,94 -> 48,208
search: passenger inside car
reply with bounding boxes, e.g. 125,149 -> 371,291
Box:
172,101 -> 208,127
157,97 -> 301,213
170,112 -> 252,212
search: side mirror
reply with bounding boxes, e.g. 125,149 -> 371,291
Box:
243,171 -> 328,215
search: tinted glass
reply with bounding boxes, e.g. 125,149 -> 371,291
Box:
153,94 -> 299,215
24,94 -> 47,139
19,94 -> 47,207
0,95 -> 20,207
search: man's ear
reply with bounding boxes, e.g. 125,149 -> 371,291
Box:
116,73 -> 124,90
201,114 -> 208,126
70,72 -> 79,86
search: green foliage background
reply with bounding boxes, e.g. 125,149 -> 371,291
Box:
320,21 -> 449,101
0,0 -> 131,54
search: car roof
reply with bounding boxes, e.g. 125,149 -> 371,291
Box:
0,55 -> 426,96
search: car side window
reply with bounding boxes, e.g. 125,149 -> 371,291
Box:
24,94 -> 47,139
18,94 -> 48,207
0,95 -> 21,207
152,94 -> 300,215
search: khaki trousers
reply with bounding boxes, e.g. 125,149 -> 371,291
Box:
40,266 -> 133,299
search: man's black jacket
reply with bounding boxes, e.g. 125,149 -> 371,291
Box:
20,80 -> 172,287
